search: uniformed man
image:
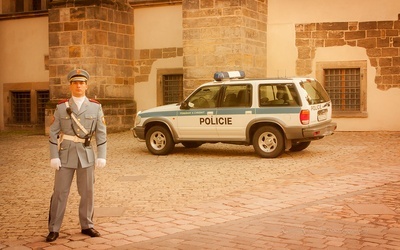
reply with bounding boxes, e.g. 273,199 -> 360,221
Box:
46,69 -> 107,242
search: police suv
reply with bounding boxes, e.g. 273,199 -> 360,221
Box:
133,71 -> 337,158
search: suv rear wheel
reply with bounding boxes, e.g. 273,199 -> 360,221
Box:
146,125 -> 175,155
253,126 -> 284,158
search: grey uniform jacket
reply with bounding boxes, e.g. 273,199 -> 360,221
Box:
49,98 -> 107,168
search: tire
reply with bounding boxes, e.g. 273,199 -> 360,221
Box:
289,141 -> 311,152
181,142 -> 202,148
145,125 -> 175,155
253,126 -> 284,158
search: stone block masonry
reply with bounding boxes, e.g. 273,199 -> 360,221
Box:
134,47 -> 183,83
182,0 -> 268,95
296,15 -> 400,90
46,0 -> 135,133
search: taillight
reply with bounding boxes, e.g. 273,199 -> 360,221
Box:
300,109 -> 310,125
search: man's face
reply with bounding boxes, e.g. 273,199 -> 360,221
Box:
70,81 -> 88,97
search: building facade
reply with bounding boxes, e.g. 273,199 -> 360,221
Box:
0,0 -> 399,132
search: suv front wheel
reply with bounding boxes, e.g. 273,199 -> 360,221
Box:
146,125 -> 175,155
253,126 -> 284,158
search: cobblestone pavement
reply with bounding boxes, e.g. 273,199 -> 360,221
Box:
0,130 -> 399,249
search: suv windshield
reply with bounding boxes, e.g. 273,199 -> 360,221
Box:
300,79 -> 330,105
186,85 -> 221,108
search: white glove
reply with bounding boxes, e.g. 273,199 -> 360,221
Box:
50,158 -> 61,170
95,158 -> 106,168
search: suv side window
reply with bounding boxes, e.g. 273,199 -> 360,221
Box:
259,84 -> 300,107
187,85 -> 221,109
221,84 -> 252,107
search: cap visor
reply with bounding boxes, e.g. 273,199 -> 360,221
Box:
70,76 -> 87,82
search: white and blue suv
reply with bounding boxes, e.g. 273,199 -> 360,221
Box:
133,71 -> 337,158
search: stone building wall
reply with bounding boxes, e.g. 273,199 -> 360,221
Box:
134,47 -> 183,83
46,0 -> 135,133
296,14 -> 400,90
182,0 -> 268,95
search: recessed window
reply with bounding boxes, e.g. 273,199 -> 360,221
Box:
32,0 -> 42,11
317,61 -> 367,118
324,68 -> 361,112
157,69 -> 184,106
37,90 -> 49,124
11,91 -> 31,124
16,0 -> 24,12
163,74 -> 183,105
1,0 -> 47,14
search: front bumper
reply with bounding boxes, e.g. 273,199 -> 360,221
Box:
303,122 -> 337,138
132,126 -> 145,140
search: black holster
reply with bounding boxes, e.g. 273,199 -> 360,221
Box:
84,137 -> 91,147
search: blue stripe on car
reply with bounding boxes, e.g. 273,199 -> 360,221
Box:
139,107 -> 302,117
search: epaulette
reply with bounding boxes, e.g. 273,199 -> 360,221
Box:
58,99 -> 69,104
89,99 -> 100,104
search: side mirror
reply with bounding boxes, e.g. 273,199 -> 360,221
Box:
180,101 -> 189,110
180,101 -> 194,110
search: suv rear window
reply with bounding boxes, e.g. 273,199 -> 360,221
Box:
300,79 -> 331,105
259,83 -> 300,107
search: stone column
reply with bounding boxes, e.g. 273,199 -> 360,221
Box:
45,0 -> 135,133
182,0 -> 268,95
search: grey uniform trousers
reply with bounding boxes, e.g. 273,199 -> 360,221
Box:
48,162 -> 95,232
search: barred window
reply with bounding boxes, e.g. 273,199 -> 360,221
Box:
32,0 -> 43,11
324,68 -> 360,112
16,0 -> 24,12
316,61 -> 367,118
37,90 -> 49,124
11,91 -> 31,124
1,0 -> 47,14
162,74 -> 183,105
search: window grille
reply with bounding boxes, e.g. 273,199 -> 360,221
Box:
324,68 -> 360,112
1,0 -> 47,14
11,91 -> 31,124
16,0 -> 24,12
37,90 -> 49,124
163,74 -> 183,105
33,0 -> 42,11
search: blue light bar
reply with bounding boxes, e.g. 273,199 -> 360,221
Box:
214,70 -> 245,81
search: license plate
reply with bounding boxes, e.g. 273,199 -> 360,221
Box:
318,109 -> 328,121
